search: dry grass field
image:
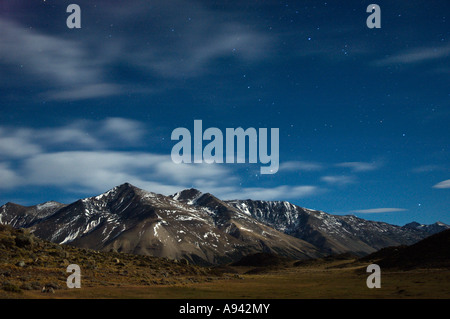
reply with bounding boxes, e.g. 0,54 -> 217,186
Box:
2,258 -> 450,299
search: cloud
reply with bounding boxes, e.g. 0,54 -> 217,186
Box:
5,150 -> 320,200
135,23 -> 270,79
0,1 -> 272,101
0,163 -> 22,188
0,128 -> 42,159
153,161 -> 235,185
433,180 -> 450,189
221,185 -> 320,201
47,84 -> 123,101
0,119 -> 320,201
279,161 -> 323,172
36,124 -> 102,149
321,175 -> 356,186
0,19 -> 111,100
336,161 -> 379,172
98,118 -> 146,144
375,45 -> 450,66
351,208 -> 407,214
412,165 -> 446,173
0,118 -> 146,158
19,151 -> 181,193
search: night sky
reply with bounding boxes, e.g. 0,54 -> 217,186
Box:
0,0 -> 449,226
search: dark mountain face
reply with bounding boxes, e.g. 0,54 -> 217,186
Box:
171,188 -> 203,204
1,183 -> 448,264
361,229 -> 450,269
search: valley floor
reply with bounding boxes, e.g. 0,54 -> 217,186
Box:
2,260 -> 450,299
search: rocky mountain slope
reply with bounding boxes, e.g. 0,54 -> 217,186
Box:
1,183 -> 448,264
227,199 -> 448,256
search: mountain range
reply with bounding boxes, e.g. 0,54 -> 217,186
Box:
1,183 -> 448,265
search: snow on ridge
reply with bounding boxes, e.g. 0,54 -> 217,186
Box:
233,202 -> 252,216
93,187 -> 118,201
188,192 -> 203,205
36,201 -> 61,211
59,229 -> 81,245
83,218 -> 102,234
172,192 -> 181,201
140,192 -> 157,200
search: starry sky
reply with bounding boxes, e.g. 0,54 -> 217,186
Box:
0,0 -> 449,226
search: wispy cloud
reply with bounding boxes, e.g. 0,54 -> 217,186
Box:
375,45 -> 450,66
47,84 -> 123,101
433,180 -> 450,189
0,19 -> 116,101
335,161 -> 380,172
0,163 -> 21,188
412,165 -> 447,173
0,0 -> 272,101
351,208 -> 407,214
0,118 -> 145,158
279,161 -> 323,172
321,175 -> 356,186
0,128 -> 42,159
221,185 -> 320,201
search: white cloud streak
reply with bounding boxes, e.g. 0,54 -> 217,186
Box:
336,161 -> 380,172
321,175 -> 356,186
0,118 -> 145,159
279,161 -> 323,172
351,208 -> 407,214
221,185 -> 319,201
433,180 -> 450,189
412,165 -> 445,173
375,45 -> 450,66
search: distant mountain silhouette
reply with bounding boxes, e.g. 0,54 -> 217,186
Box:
361,229 -> 450,269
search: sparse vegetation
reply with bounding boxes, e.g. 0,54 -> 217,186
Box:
0,224 -> 227,298
0,224 -> 449,299
2,282 -> 22,293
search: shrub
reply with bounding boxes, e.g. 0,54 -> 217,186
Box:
0,235 -> 15,248
14,234 -> 34,248
2,282 -> 22,293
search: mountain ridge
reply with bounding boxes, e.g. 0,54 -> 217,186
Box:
1,183 -> 448,265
